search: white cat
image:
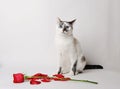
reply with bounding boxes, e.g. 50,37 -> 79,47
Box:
55,18 -> 86,75
55,18 -> 103,75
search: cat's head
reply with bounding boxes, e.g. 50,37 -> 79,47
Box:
56,18 -> 76,36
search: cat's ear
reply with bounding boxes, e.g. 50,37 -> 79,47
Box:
57,17 -> 62,23
69,19 -> 76,25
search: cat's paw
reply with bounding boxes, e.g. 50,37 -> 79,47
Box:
58,67 -> 70,74
71,69 -> 83,76
62,69 -> 70,74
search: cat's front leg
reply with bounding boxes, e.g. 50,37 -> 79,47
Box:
58,67 -> 62,74
69,60 -> 82,75
57,52 -> 62,74
57,53 -> 70,74
58,66 -> 70,74
71,56 -> 86,75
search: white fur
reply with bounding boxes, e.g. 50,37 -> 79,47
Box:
55,20 -> 86,75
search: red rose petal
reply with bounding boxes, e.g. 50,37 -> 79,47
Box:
61,77 -> 71,81
53,74 -> 64,78
41,78 -> 51,82
30,79 -> 41,85
33,73 -> 48,78
53,78 -> 61,81
13,73 -> 24,83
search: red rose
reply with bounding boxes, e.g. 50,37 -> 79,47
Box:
13,73 -> 98,85
13,73 -> 24,83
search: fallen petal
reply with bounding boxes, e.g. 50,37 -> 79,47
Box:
41,78 -> 51,82
53,74 -> 64,78
30,79 -> 41,85
33,73 -> 48,77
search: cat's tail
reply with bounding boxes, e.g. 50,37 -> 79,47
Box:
84,65 -> 103,70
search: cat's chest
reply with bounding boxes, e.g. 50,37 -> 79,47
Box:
56,37 -> 74,51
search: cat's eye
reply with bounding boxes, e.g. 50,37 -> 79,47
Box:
66,26 -> 69,29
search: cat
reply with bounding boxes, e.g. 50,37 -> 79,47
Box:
55,18 -> 103,75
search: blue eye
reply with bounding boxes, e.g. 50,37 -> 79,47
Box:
66,26 -> 69,28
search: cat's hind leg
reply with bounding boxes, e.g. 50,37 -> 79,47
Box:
76,56 -> 86,74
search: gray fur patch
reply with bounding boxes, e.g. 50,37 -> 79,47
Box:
72,60 -> 78,75
81,56 -> 86,62
58,67 -> 62,74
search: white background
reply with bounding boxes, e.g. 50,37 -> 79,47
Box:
0,0 -> 120,72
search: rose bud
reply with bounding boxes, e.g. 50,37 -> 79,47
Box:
13,73 -> 24,83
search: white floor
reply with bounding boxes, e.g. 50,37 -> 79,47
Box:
0,66 -> 120,89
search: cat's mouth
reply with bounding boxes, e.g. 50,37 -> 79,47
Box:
63,29 -> 68,33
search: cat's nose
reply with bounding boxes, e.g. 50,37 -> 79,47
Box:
63,28 -> 67,32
